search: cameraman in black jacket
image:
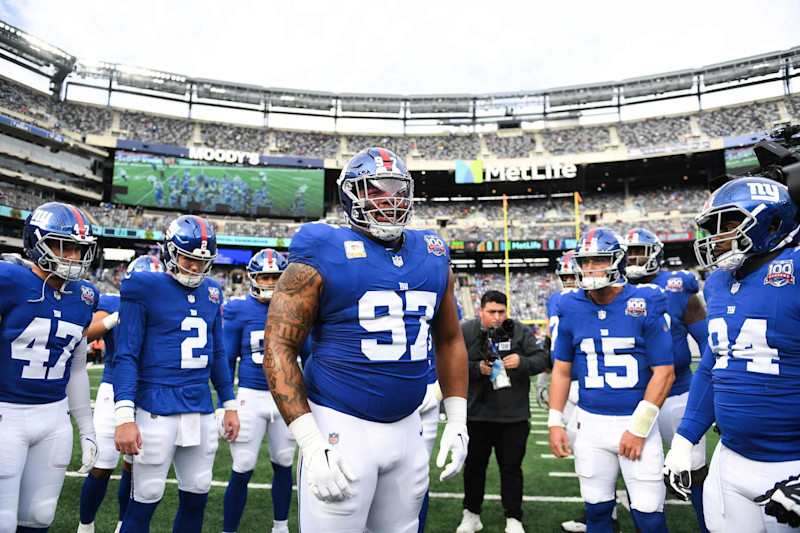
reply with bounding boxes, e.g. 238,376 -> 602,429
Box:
455,290 -> 549,533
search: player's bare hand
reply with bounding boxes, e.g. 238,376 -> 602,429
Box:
479,360 -> 493,376
115,422 -> 142,455
618,430 -> 645,460
502,353 -> 520,369
549,426 -> 572,457
223,410 -> 240,442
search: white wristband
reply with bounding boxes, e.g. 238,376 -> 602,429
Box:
222,399 -> 238,411
548,408 -> 564,428
442,396 -> 467,424
628,400 -> 660,438
288,412 -> 326,455
101,311 -> 119,331
115,400 -> 135,426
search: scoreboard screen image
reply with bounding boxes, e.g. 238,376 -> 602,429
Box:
111,151 -> 324,218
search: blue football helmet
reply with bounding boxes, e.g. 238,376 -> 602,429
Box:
573,228 -> 628,290
127,255 -> 165,273
162,215 -> 217,287
23,202 -> 96,281
695,177 -> 800,272
555,250 -> 578,290
623,228 -> 664,280
337,147 -> 413,241
247,248 -> 287,300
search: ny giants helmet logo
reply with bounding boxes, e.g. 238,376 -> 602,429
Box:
666,277 -> 684,292
424,235 -> 446,256
208,286 -> 220,304
80,286 -> 95,306
625,297 -> 647,317
764,259 -> 795,287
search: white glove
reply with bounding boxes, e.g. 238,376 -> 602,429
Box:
436,397 -> 469,482
289,413 -> 358,502
78,435 -> 99,474
755,474 -> 800,528
663,433 -> 693,501
215,408 -> 227,440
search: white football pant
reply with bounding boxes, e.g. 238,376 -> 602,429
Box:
705,442 -> 800,533
130,408 -> 218,503
230,387 -> 296,472
0,398 -> 72,532
573,407 -> 666,513
562,380 -> 580,448
299,400 -> 429,533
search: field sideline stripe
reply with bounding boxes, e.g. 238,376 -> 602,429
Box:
63,472 -> 690,504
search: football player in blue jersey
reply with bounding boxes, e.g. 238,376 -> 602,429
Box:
623,227 -> 710,532
665,177 -> 800,532
77,256 -> 165,533
0,202 -> 99,532
221,249 -> 300,533
263,147 -> 469,532
549,228 -> 675,533
113,215 -> 240,533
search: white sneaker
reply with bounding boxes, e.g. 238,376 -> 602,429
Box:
77,523 -> 94,533
456,509 -> 483,533
272,527 -> 290,533
506,517 -> 525,533
561,519 -> 587,533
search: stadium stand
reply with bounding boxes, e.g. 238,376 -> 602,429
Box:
273,130 -> 339,158
412,133 -> 480,160
200,122 -> 268,153
616,116 -> 692,148
484,132 -> 537,158
541,125 -> 611,154
696,100 -> 781,138
118,110 -> 193,146
343,134 -> 411,158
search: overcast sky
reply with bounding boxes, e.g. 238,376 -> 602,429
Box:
2,0 -> 798,96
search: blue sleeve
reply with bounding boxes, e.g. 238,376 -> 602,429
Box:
222,303 -> 242,385
553,315 -> 574,363
113,298 -> 145,404
210,309 -> 235,404
289,224 -> 322,270
684,271 -> 700,294
0,265 -> 16,315
97,294 -> 120,314
688,319 -> 709,356
643,289 -> 673,367
676,344 -> 716,444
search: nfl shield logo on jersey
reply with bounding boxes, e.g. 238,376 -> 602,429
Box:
80,286 -> 94,306
208,286 -> 220,304
424,235 -> 446,256
597,310 -> 607,320
666,277 -> 684,292
625,298 -> 647,317
764,259 -> 795,287
329,433 -> 339,445
392,256 -> 404,267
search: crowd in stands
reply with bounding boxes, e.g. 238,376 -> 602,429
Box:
413,134 -> 480,160
484,132 -> 537,158
697,100 -> 781,138
617,116 -> 692,149
469,271 -> 558,322
272,130 -> 339,158
118,110 -> 193,146
200,122 -> 268,153
541,125 -> 610,154
344,135 -> 411,158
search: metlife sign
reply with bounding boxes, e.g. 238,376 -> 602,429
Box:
455,159 -> 577,184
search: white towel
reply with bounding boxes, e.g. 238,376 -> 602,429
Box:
174,412 -> 201,447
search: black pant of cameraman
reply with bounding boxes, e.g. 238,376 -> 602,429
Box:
463,419 -> 530,521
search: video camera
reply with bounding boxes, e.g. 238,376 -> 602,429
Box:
710,124 -> 800,221
479,319 -> 515,361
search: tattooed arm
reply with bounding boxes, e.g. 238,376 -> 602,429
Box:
263,262 -> 321,425
264,261 -> 357,502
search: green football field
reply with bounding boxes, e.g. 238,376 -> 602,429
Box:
112,162 -> 324,219
51,366 -> 719,532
